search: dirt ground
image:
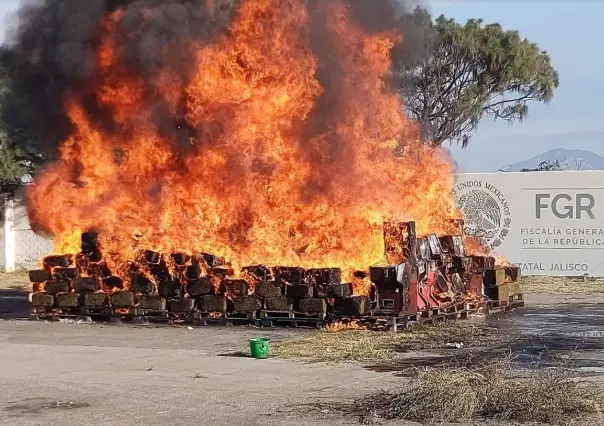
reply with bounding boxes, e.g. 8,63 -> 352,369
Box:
0,275 -> 603,425
0,272 -> 29,291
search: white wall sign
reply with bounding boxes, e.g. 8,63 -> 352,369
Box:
454,171 -> 604,276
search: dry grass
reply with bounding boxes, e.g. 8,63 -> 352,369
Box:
521,275 -> 604,295
349,363 -> 602,425
272,323 -> 508,363
0,272 -> 29,291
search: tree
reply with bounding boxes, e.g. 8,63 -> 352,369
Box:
393,9 -> 560,147
0,64 -> 39,194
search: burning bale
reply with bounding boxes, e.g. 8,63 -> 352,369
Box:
335,296 -> 371,317
306,268 -> 341,286
241,265 -> 273,283
199,253 -> 226,268
103,276 -> 124,290
29,270 -> 52,283
298,298 -> 327,315
56,293 -> 79,308
264,296 -> 293,312
255,281 -> 283,298
82,292 -> 108,308
31,292 -> 54,308
43,255 -> 72,269
159,281 -> 183,299
383,222 -> 417,265
232,296 -> 262,313
44,281 -> 70,294
139,296 -> 166,311
52,267 -> 79,280
273,267 -> 306,284
199,295 -> 228,314
186,277 -> 214,297
74,277 -> 99,293
285,283 -> 313,299
169,298 -> 195,313
220,279 -> 249,298
20,0 -> 523,328
483,266 -> 522,301
131,274 -> 155,296
327,283 -> 353,299
111,291 -> 135,308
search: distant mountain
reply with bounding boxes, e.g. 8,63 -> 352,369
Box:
503,148 -> 604,171
451,131 -> 604,172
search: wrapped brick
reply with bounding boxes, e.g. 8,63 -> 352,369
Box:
232,296 -> 261,313
131,274 -> 154,296
169,298 -> 195,312
272,267 -> 306,284
43,254 -> 73,269
87,261 -> 112,278
103,276 -> 124,290
186,277 -> 214,297
334,296 -> 371,316
198,253 -> 226,268
208,266 -> 234,279
383,221 -> 415,265
53,267 -> 80,280
199,295 -> 228,313
74,277 -> 99,293
313,285 -> 329,298
81,231 -> 99,253
82,292 -> 108,308
328,283 -> 353,298
170,253 -> 190,266
220,279 -> 249,297
31,292 -> 54,307
369,265 -> 398,284
185,264 -> 202,280
264,296 -> 293,311
255,281 -> 283,298
159,280 -> 183,299
56,293 -> 80,308
483,266 -> 520,286
285,283 -> 313,299
29,270 -> 52,283
298,298 -> 327,314
44,280 -> 70,294
139,295 -> 166,311
142,250 -> 161,265
306,268 -> 341,286
111,291 -> 135,307
241,265 -> 273,283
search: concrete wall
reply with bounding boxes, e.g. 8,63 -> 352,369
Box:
0,190 -> 53,271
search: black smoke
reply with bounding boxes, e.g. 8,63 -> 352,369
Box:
0,0 -> 431,169
0,0 -> 238,163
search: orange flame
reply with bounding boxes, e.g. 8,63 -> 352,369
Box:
28,0 -> 459,282
324,320 -> 365,332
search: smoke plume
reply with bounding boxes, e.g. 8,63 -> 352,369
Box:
1,0 -> 428,163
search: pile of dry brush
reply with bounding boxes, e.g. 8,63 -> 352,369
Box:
351,361 -> 602,424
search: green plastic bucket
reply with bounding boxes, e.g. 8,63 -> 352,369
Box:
249,337 -> 270,359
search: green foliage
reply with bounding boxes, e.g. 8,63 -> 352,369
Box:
394,9 -> 560,147
0,63 -> 43,190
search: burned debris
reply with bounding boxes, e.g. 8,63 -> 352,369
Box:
29,221 -> 523,328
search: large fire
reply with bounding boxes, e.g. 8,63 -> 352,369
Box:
27,0 -> 459,283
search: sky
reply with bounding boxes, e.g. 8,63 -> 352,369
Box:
0,0 -> 601,171
431,0 -> 604,170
